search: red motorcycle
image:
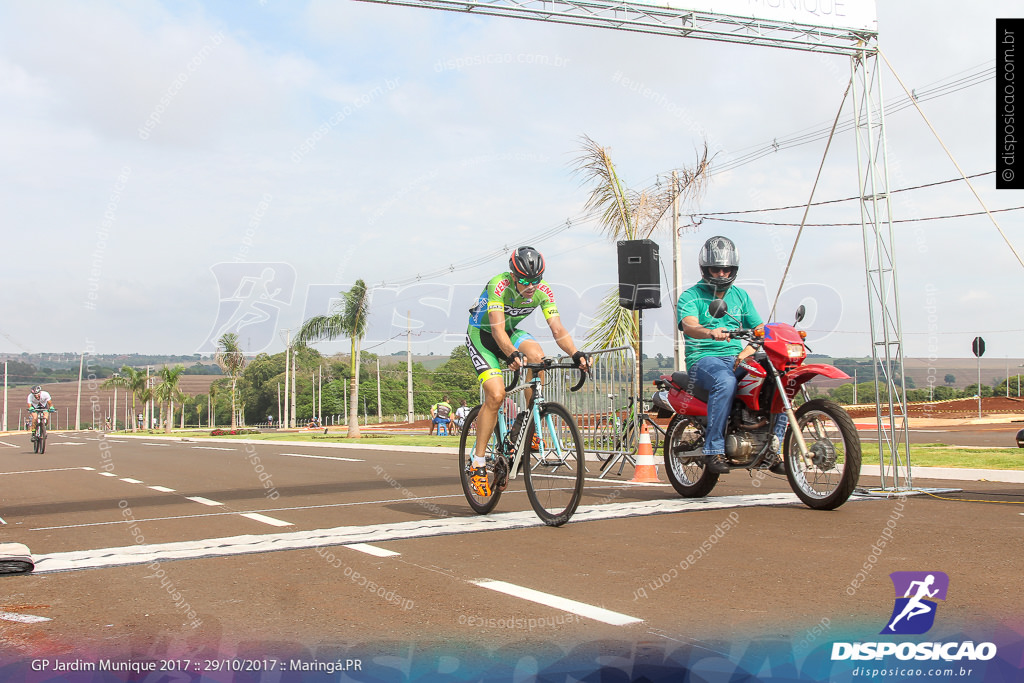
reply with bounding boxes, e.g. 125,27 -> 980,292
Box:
654,301 -> 861,510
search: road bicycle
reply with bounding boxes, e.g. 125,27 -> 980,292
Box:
596,395 -> 666,464
29,407 -> 56,454
459,359 -> 588,527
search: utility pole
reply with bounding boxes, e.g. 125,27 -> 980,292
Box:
406,310 -> 414,423
671,170 -> 683,370
283,338 -> 290,429
291,349 -> 297,429
2,361 -> 7,432
376,357 -> 382,423
75,353 -> 84,431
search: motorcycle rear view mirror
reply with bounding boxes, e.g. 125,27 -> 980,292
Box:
794,304 -> 806,324
707,299 -> 729,319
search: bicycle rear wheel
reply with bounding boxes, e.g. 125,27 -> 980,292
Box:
458,405 -> 504,514
524,403 -> 584,527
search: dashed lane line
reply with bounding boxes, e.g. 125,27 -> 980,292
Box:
0,611 -> 51,624
192,446 -> 236,451
149,486 -> 176,493
277,452 -> 364,462
345,543 -> 400,557
186,496 -> 224,507
473,579 -> 641,626
240,512 -> 293,527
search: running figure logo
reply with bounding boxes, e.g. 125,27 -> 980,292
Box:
881,571 -> 949,635
198,263 -> 296,353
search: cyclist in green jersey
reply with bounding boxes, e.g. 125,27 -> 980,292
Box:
465,246 -> 590,496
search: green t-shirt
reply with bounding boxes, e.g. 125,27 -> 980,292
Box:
677,283 -> 763,370
467,272 -> 559,334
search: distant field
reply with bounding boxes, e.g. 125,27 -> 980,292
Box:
7,375 -> 220,429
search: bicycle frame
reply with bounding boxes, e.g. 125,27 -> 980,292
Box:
499,377 -> 569,481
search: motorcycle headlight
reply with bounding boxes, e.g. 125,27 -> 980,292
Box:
786,343 -> 805,359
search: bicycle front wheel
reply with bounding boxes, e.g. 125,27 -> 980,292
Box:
524,403 -> 585,527
38,423 -> 46,454
458,405 -> 504,515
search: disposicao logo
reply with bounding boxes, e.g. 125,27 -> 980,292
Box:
831,571 -> 998,662
881,570 -> 949,635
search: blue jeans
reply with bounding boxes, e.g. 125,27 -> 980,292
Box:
691,355 -> 742,456
692,355 -> 789,456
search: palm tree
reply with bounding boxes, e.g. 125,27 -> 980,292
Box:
296,279 -> 370,438
154,365 -> 186,433
102,366 -> 148,432
216,333 -> 246,428
572,135 -> 710,357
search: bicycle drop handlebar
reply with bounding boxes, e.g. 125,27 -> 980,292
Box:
504,358 -> 589,393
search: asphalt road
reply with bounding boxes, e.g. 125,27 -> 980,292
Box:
0,429 -> 1020,680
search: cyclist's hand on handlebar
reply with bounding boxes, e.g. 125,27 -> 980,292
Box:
709,327 -> 731,341
507,350 -> 526,372
571,350 -> 590,373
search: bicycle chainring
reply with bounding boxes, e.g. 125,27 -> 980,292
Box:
493,456 -> 510,491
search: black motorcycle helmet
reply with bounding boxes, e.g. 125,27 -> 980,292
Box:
698,236 -> 739,291
509,246 -> 545,281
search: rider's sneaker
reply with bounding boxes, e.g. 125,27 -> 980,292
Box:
469,466 -> 491,497
768,435 -> 786,475
705,453 -> 729,474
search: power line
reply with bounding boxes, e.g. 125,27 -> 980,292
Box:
705,204 -> 1024,228
698,171 -> 994,216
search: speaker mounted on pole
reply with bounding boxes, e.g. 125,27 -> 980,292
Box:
617,239 -> 661,310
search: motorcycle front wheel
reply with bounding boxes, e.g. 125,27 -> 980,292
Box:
783,399 -> 861,510
663,415 -> 718,498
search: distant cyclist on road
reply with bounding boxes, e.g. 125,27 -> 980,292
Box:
27,385 -> 53,436
465,246 -> 590,496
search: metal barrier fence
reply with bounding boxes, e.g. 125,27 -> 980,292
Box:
484,346 -> 642,476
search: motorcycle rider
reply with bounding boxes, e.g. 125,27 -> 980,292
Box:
676,236 -> 786,475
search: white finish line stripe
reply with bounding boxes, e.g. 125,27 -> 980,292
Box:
186,496 -> 223,507
0,611 -> 51,624
30,492 -> 827,574
473,579 -> 641,626
240,513 -> 292,527
345,543 -> 400,557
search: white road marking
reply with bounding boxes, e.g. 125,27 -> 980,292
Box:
345,543 -> 400,557
31,492 -> 826,573
192,446 -> 236,451
473,579 -> 642,626
51,442 -> 87,446
149,486 -> 176,493
121,478 -> 143,484
0,611 -> 50,624
240,512 -> 293,527
185,496 -> 224,507
99,472 -> 118,477
142,443 -> 171,447
0,467 -> 97,476
278,453 -> 364,462
0,441 -> 19,448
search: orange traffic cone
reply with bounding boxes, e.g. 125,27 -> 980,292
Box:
630,421 -> 660,483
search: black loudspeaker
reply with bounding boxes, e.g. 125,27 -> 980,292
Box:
617,239 -> 661,310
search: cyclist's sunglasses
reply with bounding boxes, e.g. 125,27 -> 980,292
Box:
516,277 -> 541,286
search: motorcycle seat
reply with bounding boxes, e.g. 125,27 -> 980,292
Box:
669,371 -> 710,403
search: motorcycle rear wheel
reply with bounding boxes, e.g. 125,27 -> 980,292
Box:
663,415 -> 718,498
783,398 -> 861,510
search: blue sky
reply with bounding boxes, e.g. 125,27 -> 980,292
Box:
1,0 -> 1021,361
